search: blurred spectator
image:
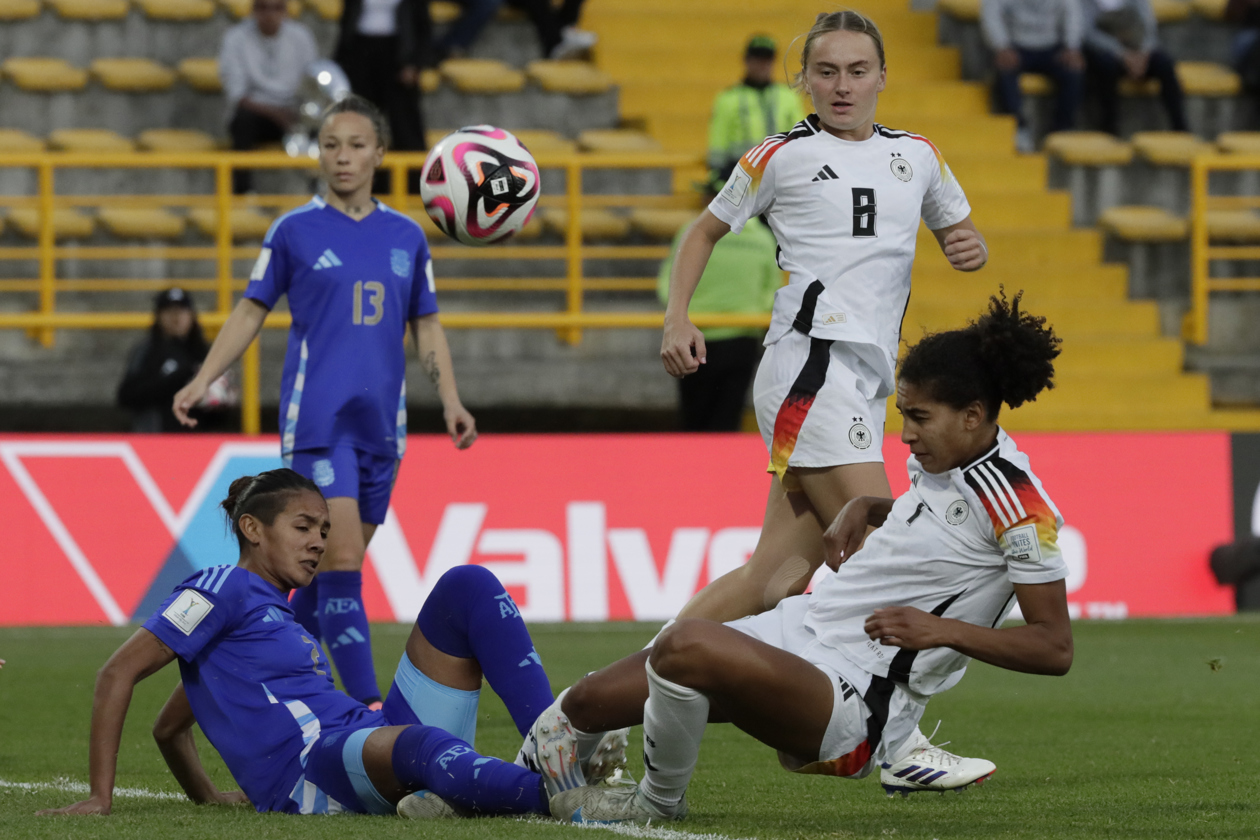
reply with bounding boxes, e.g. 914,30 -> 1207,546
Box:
335,0 -> 430,189
981,0 -> 1085,152
507,0 -> 596,60
1083,0 -> 1186,135
656,202 -> 781,432
118,290 -> 217,433
706,35 -> 806,193
1226,0 -> 1260,92
220,0 -> 319,193
432,0 -> 499,62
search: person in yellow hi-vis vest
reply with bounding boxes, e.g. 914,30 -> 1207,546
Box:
706,35 -> 806,192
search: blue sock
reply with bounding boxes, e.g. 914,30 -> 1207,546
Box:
417,565 -> 554,736
289,577 -> 321,639
391,724 -> 547,815
317,570 -> 381,704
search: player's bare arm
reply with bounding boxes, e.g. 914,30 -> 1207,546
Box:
172,297 -> 269,428
37,628 -> 176,816
864,578 -> 1073,676
410,315 -> 477,449
822,494 -> 894,570
932,217 -> 987,272
153,683 -> 249,806
661,209 -> 731,378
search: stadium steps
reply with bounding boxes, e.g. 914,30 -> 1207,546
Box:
582,0 -> 1260,430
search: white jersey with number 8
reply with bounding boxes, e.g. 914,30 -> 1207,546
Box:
709,115 -> 971,397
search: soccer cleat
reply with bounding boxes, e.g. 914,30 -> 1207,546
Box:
879,725 -> 996,797
396,790 -> 460,819
583,727 -> 630,784
529,708 -> 585,797
550,779 -> 687,824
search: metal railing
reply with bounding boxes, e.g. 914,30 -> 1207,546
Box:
1187,153 -> 1260,345
0,150 -> 771,432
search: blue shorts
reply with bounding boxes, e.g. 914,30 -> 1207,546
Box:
288,446 -> 400,526
297,655 -> 482,815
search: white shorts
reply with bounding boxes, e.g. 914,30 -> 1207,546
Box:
725,596 -> 925,777
753,330 -> 887,482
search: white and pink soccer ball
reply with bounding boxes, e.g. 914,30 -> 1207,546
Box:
419,126 -> 541,246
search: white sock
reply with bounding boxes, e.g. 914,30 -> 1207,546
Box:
639,659 -> 708,808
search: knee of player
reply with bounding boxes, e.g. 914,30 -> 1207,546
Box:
434,564 -> 500,595
649,619 -> 719,686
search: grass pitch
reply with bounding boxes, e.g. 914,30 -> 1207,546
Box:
1,618 -> 1258,839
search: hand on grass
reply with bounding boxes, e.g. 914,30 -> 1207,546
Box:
36,794 -> 111,816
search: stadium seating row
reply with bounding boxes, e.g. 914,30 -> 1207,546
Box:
937,0 -> 1232,26
0,0 -> 511,23
0,57 -> 613,96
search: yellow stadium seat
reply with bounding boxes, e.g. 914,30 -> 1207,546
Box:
1176,61 -> 1241,97
0,0 -> 41,20
188,207 -> 273,239
46,0 -> 129,19
420,68 -> 440,93
628,208 -> 696,241
91,58 -> 177,92
1131,131 -> 1215,166
219,0 -> 300,18
1043,131 -> 1134,166
1207,209 -> 1260,242
937,0 -> 978,21
304,0 -> 340,19
507,129 -> 576,155
526,61 -> 615,95
135,0 -> 215,20
1098,206 -> 1188,242
577,129 -> 662,153
439,59 -> 526,94
1151,0 -> 1193,22
137,129 -> 219,152
1217,132 -> 1260,154
1019,74 -> 1054,96
1191,0 -> 1228,21
178,57 -> 222,93
2,58 -> 89,92
8,208 -> 96,239
98,207 -> 186,239
48,128 -> 136,152
0,129 -> 46,152
430,0 -> 458,23
540,207 -> 630,241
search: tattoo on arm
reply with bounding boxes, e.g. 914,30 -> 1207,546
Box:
421,351 -> 440,387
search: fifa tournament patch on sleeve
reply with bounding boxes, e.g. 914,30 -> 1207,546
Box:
720,167 -> 751,207
249,248 -> 272,281
1002,523 -> 1043,565
162,589 -> 214,635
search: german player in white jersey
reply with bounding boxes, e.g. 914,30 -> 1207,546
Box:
551,292 -> 1069,822
664,10 -> 987,621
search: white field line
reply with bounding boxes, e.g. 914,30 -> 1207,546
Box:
3,776 -> 751,840
0,777 -> 184,801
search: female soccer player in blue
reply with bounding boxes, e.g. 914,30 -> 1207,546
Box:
37,469 -> 592,817
171,96 -> 476,708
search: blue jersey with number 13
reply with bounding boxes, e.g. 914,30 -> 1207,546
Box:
245,197 -> 438,460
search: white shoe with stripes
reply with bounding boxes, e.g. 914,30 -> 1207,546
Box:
879,725 -> 995,796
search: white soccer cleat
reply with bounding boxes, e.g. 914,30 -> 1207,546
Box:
583,727 -> 630,784
550,779 -> 686,824
396,789 -> 460,818
879,726 -> 996,797
529,708 -> 585,797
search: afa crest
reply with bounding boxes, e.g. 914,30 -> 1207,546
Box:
391,248 -> 411,277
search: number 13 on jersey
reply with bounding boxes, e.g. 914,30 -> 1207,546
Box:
352,280 -> 384,325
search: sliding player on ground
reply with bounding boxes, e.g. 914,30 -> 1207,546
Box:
554,292 -> 1069,822
172,96 -> 476,709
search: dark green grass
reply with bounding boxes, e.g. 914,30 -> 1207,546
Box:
2,619 -> 1258,839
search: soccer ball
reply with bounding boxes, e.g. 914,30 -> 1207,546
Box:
419,126 -> 541,246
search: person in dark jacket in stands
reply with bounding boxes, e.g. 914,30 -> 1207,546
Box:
334,0 -> 430,190
1226,0 -> 1260,94
117,289 -> 212,433
1082,0 -> 1187,135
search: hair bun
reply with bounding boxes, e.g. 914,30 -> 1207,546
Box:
975,289 -> 1061,409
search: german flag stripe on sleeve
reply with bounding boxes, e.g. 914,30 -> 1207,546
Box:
964,457 -> 1058,550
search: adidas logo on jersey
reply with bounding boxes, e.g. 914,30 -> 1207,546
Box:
312,249 -> 343,270
811,165 -> 840,182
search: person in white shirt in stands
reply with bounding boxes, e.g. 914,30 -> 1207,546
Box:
550,292 -> 1071,823
220,0 -> 319,193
